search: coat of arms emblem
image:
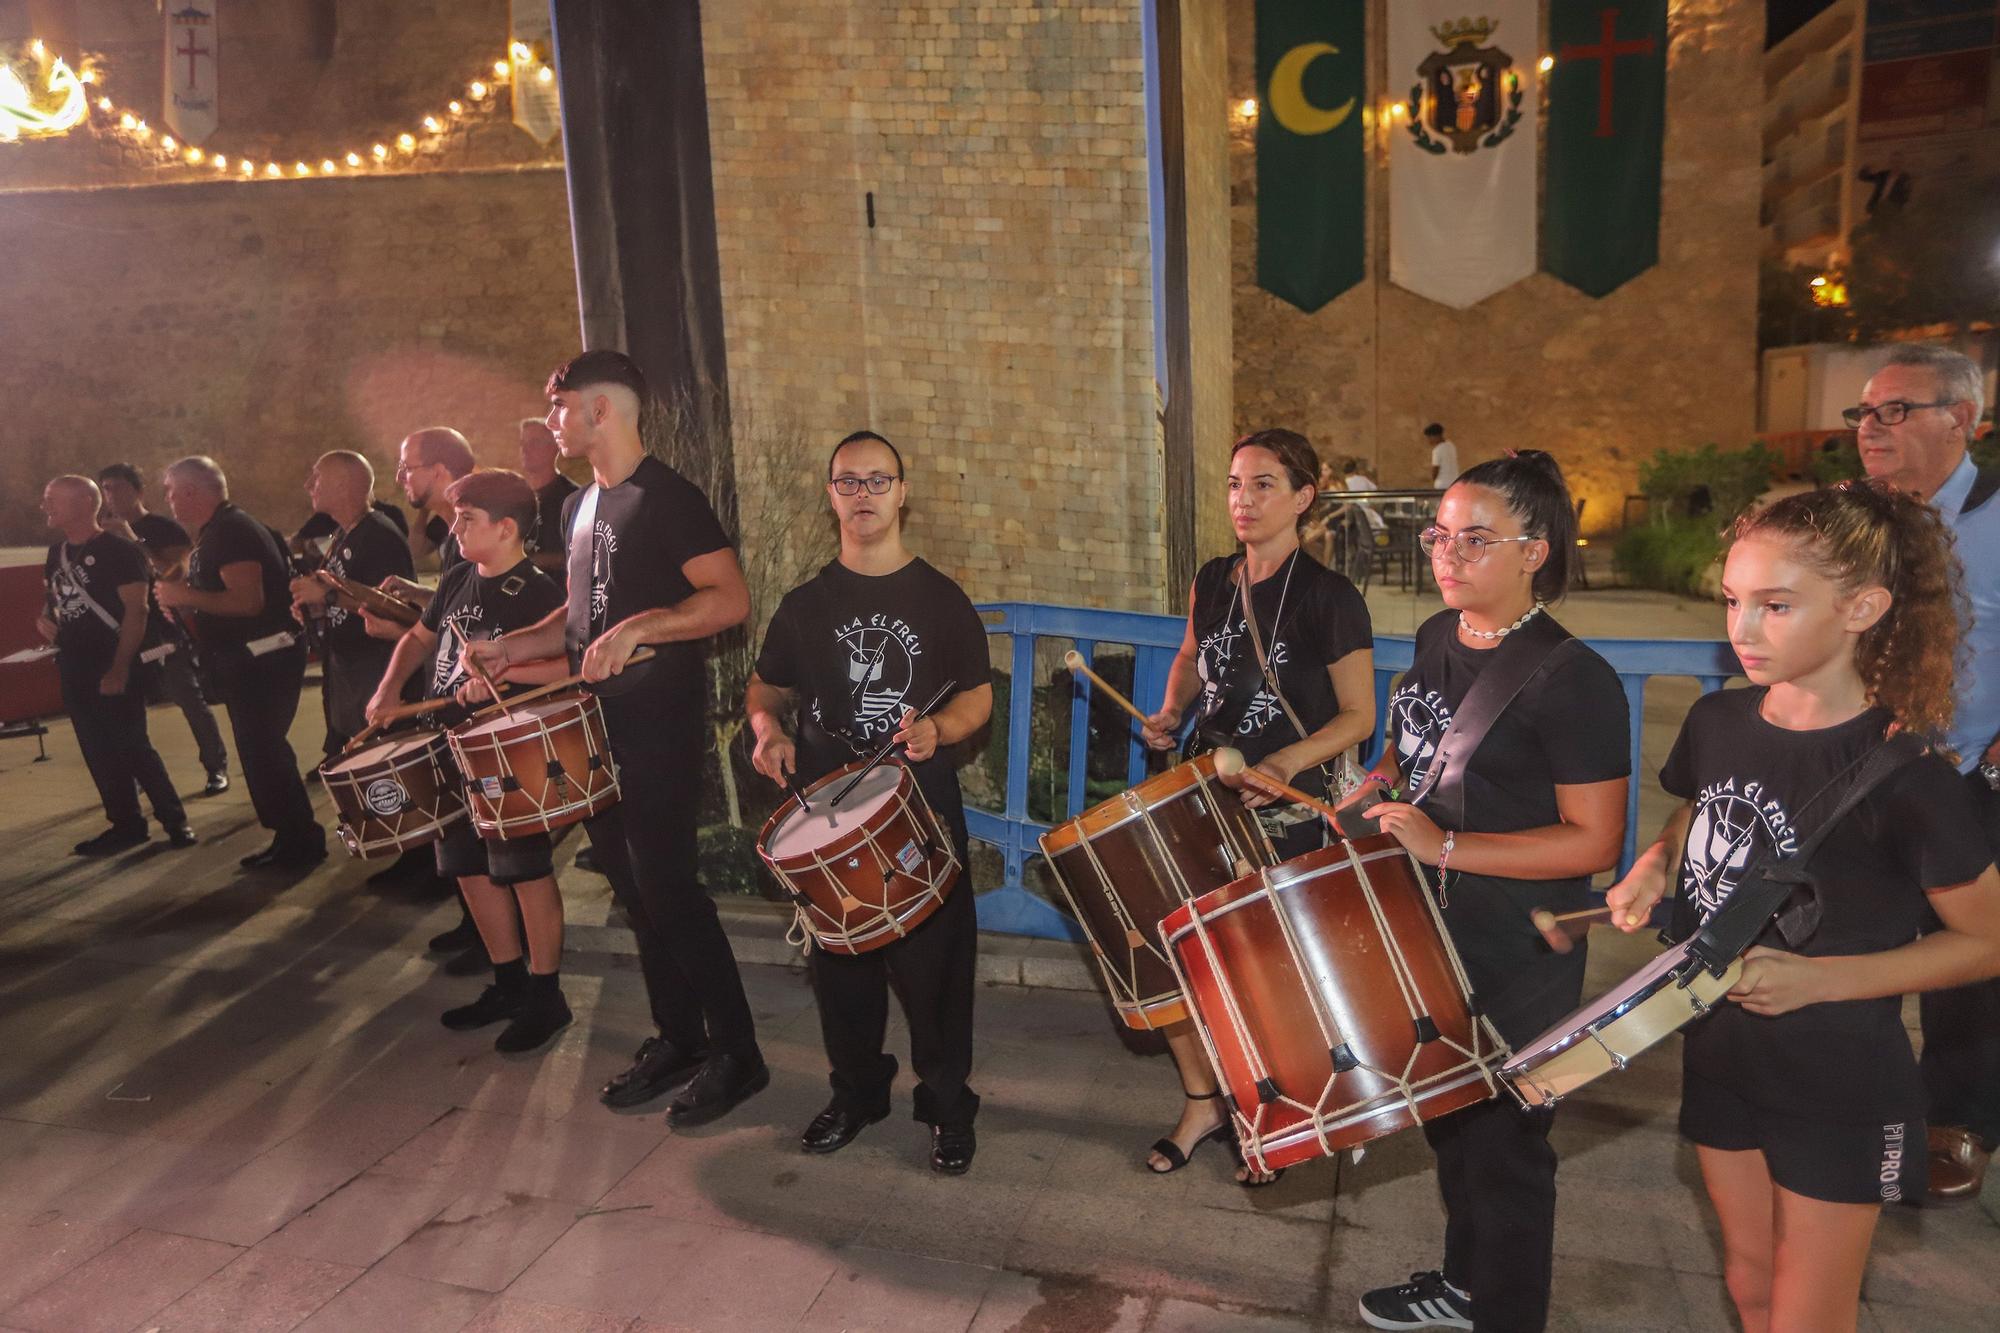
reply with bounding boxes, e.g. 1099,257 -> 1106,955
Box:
1408,17 -> 1523,156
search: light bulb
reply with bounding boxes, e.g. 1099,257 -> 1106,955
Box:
494,60 -> 510,78
397,132 -> 416,151
1538,55 -> 1555,73
423,115 -> 441,133
469,81 -> 488,99
97,96 -> 112,112
119,112 -> 135,129
345,151 -> 362,167
160,135 -> 177,153
448,100 -> 462,115
186,147 -> 203,164
214,154 -> 228,170
537,66 -> 554,84
265,163 -> 282,177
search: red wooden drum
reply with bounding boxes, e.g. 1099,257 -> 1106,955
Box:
447,693 -> 621,838
1162,834 -> 1506,1172
1040,755 -> 1277,1030
320,731 -> 466,858
757,760 -> 960,955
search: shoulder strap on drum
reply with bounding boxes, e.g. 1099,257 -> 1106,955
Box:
1406,610 -> 1578,831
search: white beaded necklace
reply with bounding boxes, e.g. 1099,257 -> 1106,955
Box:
1458,600 -> 1546,642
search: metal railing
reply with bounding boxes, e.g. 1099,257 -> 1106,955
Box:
967,600 -> 1740,941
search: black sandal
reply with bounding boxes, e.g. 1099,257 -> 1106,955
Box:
1147,1089 -> 1230,1174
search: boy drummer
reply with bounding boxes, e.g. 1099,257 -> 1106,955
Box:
366,470 -> 571,1052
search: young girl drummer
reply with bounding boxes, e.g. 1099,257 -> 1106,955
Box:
1607,482 -> 2000,1333
1352,451 -> 1631,1332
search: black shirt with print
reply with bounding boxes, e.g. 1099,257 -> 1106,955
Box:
186,503 -> 297,647
562,456 -> 732,703
1385,609 -> 1630,1038
320,510 -> 415,655
1660,687 -> 1990,1122
44,531 -> 150,680
532,475 -> 579,593
1185,550 -> 1372,798
419,558 -> 564,713
755,557 -> 991,837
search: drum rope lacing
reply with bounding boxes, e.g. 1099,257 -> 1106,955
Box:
784,782 -> 957,955
452,705 -> 616,837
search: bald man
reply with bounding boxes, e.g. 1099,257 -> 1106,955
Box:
156,456 -> 325,870
519,418 -> 577,591
290,451 -> 415,761
39,475 -> 195,856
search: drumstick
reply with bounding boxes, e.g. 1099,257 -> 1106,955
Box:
827,678 -> 957,808
1529,904 -> 1620,955
451,622 -> 510,721
1061,650 -> 1151,728
1211,746 -> 1346,823
466,646 -> 656,719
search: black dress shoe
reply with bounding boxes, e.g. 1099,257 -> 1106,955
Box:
667,1053 -> 770,1128
600,1036 -> 707,1109
931,1124 -> 976,1175
74,826 -> 149,857
201,771 -> 230,797
802,1101 -> 889,1155
239,841 -> 282,868
164,826 -> 199,849
572,844 -> 604,875
441,984 -> 525,1031
428,917 -> 481,954
495,988 -> 573,1053
442,943 -> 490,977
261,840 -> 328,871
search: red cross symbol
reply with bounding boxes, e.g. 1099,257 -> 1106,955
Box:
176,30 -> 212,90
1560,8 -> 1658,138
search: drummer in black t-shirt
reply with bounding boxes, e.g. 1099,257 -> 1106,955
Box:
156,456 -> 326,870
1606,483 -> 2000,1333
288,451 -> 415,764
1348,451 -> 1629,1333
37,475 -> 195,856
1136,429 -> 1375,1182
464,350 -> 763,1127
359,428 -> 477,639
518,417 -> 577,593
747,430 -> 995,1175
367,470 -> 574,1053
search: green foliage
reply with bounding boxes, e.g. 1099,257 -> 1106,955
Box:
1612,518 -> 1722,597
697,822 -> 768,898
1636,441 -> 1782,526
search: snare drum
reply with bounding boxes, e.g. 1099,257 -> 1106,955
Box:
1163,834 -> 1506,1172
1040,755 -> 1277,1031
757,760 -> 960,955
320,731 -> 466,858
1501,940 -> 1742,1108
447,693 -> 621,838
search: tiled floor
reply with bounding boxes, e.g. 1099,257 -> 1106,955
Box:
1,666 -> 1995,1332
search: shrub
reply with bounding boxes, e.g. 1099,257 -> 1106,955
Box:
1613,517 -> 1723,597
1637,441 -> 1782,526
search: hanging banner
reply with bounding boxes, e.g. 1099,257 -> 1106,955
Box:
162,1 -> 219,146
1255,0 -> 1367,313
1388,3 -> 1540,309
511,0 -> 561,144
1545,1 -> 1668,297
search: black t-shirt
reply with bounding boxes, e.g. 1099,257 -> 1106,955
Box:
44,532 -> 150,678
563,456 -> 732,702
419,558 -> 564,704
1185,550 -> 1372,797
186,503 -> 297,646
755,556 -> 992,832
1660,687 -> 1991,1122
297,501 -> 408,547
532,475 -> 579,589
128,511 -> 190,563
320,511 -> 415,655
1386,610 -> 1630,1033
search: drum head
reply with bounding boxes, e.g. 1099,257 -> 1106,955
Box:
768,766 -> 904,859
324,739 -> 402,774
384,734 -> 442,760
456,696 -> 584,738
1514,938 -> 1695,1058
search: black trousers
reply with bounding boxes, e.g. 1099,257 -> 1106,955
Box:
1919,771 -> 2000,1146
153,646 -> 228,774
61,667 -> 186,833
320,642 -> 393,757
1424,1097 -> 1560,1333
586,692 -> 757,1060
809,833 -> 980,1128
215,644 -> 321,850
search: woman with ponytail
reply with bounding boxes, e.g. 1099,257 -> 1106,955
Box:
1608,481 -> 2000,1333
1352,451 -> 1632,1331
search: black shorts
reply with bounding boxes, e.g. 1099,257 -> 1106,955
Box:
434,819 -> 554,886
1680,1071 -> 1927,1206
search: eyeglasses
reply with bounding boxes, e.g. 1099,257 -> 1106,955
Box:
1419,527 -> 1534,563
830,474 -> 900,496
1841,400 -> 1955,428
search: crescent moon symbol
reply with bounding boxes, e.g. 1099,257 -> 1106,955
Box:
1268,42 -> 1355,137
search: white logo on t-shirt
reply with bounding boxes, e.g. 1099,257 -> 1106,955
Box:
1389,685 -> 1452,790
589,520 -> 618,630
431,606 -> 488,696
830,614 -> 923,742
48,563 -> 89,625
1681,776 -> 1799,916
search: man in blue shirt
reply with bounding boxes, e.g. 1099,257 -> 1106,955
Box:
1855,343 -> 1999,1203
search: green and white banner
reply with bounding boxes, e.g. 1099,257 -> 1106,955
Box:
1388,1 -> 1540,309
1545,1 -> 1668,296
1255,0 -> 1367,313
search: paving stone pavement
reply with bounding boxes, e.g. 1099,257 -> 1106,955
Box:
4,594 -> 1997,1332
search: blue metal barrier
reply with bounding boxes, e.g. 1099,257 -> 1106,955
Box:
968,600 -> 1740,941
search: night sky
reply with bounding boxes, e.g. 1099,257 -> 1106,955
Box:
1769,0 -> 1839,49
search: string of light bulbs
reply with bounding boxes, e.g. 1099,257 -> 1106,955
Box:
3,37 -> 556,179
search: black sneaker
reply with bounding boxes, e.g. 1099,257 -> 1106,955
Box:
1358,1271 -> 1472,1331
495,988 -> 573,1053
202,770 -> 230,797
572,844 -> 604,875
428,917 -> 481,954
666,1052 -> 770,1128
74,826 -> 148,857
164,826 -> 198,849
601,1037 -> 708,1109
441,985 -> 525,1031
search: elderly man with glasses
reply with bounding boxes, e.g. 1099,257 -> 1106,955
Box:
1852,343 -> 2000,1204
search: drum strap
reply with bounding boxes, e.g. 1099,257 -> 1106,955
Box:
1685,730 -> 1926,976
1404,611 -> 1581,831
1233,558 -> 1361,799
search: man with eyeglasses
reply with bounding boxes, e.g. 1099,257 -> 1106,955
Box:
465,350 -> 764,1128
360,428 -> 479,631
1852,342 -> 2000,1205
745,429 -> 993,1174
